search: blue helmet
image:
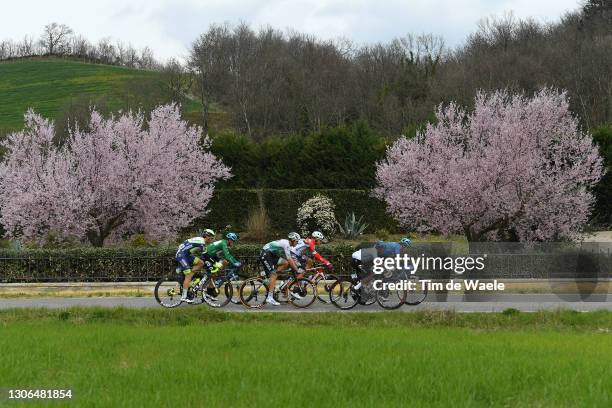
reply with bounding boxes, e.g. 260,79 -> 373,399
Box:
226,232 -> 238,241
399,237 -> 412,247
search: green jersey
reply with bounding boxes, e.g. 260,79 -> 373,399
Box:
206,239 -> 238,265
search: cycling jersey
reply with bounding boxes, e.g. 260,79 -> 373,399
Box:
291,238 -> 331,266
262,239 -> 292,260
206,239 -> 239,266
176,237 -> 207,257
352,248 -> 377,263
375,241 -> 402,257
176,237 -> 208,274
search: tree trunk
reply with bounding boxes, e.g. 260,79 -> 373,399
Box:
86,229 -> 106,247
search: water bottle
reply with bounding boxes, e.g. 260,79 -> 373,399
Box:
190,278 -> 201,288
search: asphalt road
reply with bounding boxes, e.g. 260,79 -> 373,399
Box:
0,294 -> 610,312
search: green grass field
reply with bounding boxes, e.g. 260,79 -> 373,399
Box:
1,308 -> 610,407
0,57 -> 202,132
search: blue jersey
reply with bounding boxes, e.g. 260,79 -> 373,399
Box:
375,241 -> 401,257
176,237 -> 207,257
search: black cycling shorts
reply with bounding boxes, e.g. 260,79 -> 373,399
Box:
259,250 -> 280,276
351,258 -> 367,279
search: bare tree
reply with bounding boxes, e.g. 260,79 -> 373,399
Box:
160,58 -> 194,104
96,37 -> 115,64
40,22 -> 73,55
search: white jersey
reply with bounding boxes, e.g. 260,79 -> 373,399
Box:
263,239 -> 292,259
291,239 -> 311,257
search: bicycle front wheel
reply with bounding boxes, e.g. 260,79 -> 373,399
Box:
229,279 -> 244,305
405,276 -> 428,306
329,279 -> 359,310
315,274 -> 338,304
203,277 -> 233,308
375,280 -> 407,310
239,277 -> 268,309
288,278 -> 316,308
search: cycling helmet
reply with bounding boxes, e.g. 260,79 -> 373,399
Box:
202,229 -> 215,237
311,231 -> 325,240
288,232 -> 301,241
399,237 -> 412,247
226,232 -> 238,241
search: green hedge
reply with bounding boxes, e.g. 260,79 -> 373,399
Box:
592,125 -> 612,227
0,244 -> 357,282
191,189 -> 399,233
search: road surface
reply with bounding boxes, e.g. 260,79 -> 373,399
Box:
0,294 -> 610,312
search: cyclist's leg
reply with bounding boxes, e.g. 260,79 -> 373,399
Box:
351,258 -> 362,282
269,259 -> 288,294
192,256 -> 205,273
177,253 -> 195,301
292,255 -> 306,280
259,250 -> 280,305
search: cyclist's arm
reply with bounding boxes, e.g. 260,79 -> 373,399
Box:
188,247 -> 203,256
221,241 -> 239,265
308,240 -> 331,266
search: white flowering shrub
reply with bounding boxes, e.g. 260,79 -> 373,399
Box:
296,195 -> 337,237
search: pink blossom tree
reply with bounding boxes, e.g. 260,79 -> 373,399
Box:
375,89 -> 604,242
0,104 -> 231,246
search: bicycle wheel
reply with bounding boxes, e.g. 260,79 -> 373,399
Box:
358,284 -> 377,306
230,278 -> 246,305
405,276 -> 428,305
154,276 -> 183,308
239,277 -> 268,309
375,279 -> 407,310
314,274 -> 338,304
203,277 -> 233,308
329,279 -> 359,310
288,278 -> 316,308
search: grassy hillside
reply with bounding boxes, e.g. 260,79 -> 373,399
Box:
0,57 -> 203,132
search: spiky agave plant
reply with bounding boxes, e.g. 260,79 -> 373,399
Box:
338,212 -> 368,239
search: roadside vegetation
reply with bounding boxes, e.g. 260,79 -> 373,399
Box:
0,309 -> 610,407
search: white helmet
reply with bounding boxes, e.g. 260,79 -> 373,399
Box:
288,232 -> 301,241
311,231 -> 325,240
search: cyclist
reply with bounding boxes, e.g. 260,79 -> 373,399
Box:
259,232 -> 303,306
204,232 -> 242,299
351,237 -> 412,290
175,229 -> 217,304
291,231 -> 333,271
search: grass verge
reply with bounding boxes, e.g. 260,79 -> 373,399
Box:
0,309 -> 610,407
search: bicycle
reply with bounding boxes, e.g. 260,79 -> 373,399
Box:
404,274 -> 428,306
329,271 -> 377,310
304,265 -> 338,304
239,268 -> 316,309
154,268 -> 233,308
222,266 -> 255,305
374,268 -> 408,310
